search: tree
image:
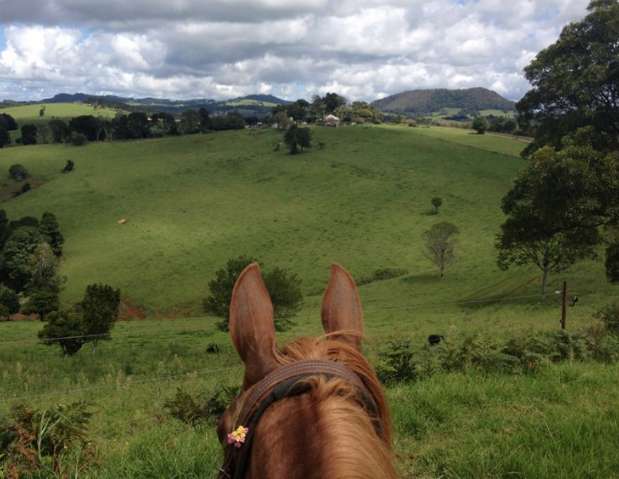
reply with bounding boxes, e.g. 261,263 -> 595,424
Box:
69,116 -> 103,142
8,164 -> 29,181
284,125 -> 312,154
1,227 -> 41,292
517,0 -> 619,156
48,119 -> 71,143
272,111 -> 292,130
607,242 -> 619,283
422,222 -> 460,279
23,288 -> 59,321
0,113 -> 18,131
198,107 -> 213,132
38,283 -> 120,355
38,309 -> 85,356
0,287 -> 20,320
180,109 -> 201,134
203,256 -> 303,331
126,112 -> 151,139
0,127 -> 10,148
323,92 -> 347,113
496,138 -> 619,296
39,212 -> 64,257
20,124 -> 37,145
431,197 -> 443,214
472,116 -> 488,134
78,284 -> 121,352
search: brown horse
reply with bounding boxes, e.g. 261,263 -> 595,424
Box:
217,263 -> 397,479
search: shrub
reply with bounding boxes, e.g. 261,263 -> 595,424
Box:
376,340 -> 417,384
8,164 -> 28,181
598,302 -> 619,335
356,268 -> 409,286
71,133 -> 87,146
20,183 -> 31,193
0,401 -> 94,477
472,116 -> 488,134
164,385 -> 240,426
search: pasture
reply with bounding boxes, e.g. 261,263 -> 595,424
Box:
1,103 -> 120,142
1,125 -> 618,478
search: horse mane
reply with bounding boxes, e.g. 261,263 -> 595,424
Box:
266,334 -> 397,479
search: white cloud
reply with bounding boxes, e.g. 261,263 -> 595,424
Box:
0,0 -> 593,101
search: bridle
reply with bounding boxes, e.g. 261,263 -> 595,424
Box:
217,359 -> 382,479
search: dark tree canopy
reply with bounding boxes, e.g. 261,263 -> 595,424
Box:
39,212 -> 64,256
496,138 -> 619,295
78,283 -> 121,350
203,255 -> 303,331
0,113 -> 18,131
517,0 -> 619,155
0,127 -> 10,149
284,125 -> 312,154
20,124 -> 37,145
38,309 -> 85,356
0,287 -> 20,320
472,116 -> 488,134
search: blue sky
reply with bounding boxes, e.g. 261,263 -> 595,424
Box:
0,0 -> 592,102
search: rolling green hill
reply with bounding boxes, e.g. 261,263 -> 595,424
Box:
1,102 -> 121,142
372,87 -> 516,115
0,125 -> 612,335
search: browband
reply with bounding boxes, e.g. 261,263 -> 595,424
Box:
218,359 -> 381,479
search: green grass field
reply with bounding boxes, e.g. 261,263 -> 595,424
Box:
1,103 -> 120,142
1,125 -> 618,478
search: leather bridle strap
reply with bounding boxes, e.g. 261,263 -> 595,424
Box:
217,359 -> 381,479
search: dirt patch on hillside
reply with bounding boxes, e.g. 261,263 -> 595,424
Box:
0,177 -> 46,202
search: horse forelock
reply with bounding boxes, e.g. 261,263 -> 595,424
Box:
219,335 -> 396,479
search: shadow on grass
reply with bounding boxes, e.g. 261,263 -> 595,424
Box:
402,273 -> 439,285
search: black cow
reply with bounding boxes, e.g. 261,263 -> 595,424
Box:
428,334 -> 444,346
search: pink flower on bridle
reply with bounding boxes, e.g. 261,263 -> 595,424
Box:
227,426 -> 249,448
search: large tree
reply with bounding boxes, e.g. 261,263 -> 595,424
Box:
517,0 -> 619,156
496,138 -> 619,296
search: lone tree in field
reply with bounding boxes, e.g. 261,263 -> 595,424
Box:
203,255 -> 303,331
39,283 -> 121,355
472,116 -> 488,134
496,137 -> 619,297
422,222 -> 460,279
431,197 -> 443,214
284,125 -> 312,154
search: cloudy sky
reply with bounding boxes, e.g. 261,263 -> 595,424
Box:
0,0 -> 590,102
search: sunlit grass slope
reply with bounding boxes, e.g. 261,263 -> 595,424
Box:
2,102 -> 121,141
0,125 -> 613,333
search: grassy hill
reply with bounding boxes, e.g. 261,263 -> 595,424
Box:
1,102 -> 120,142
1,125 -> 618,479
0,125 -> 613,335
373,87 -> 516,115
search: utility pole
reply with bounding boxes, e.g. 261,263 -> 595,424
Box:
561,280 -> 568,330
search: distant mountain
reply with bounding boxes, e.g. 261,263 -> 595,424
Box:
40,93 -> 290,117
243,94 -> 291,105
371,88 -> 516,114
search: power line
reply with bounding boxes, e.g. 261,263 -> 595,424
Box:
0,365 -> 242,404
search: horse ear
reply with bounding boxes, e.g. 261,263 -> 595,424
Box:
321,263 -> 364,350
230,263 -> 277,388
